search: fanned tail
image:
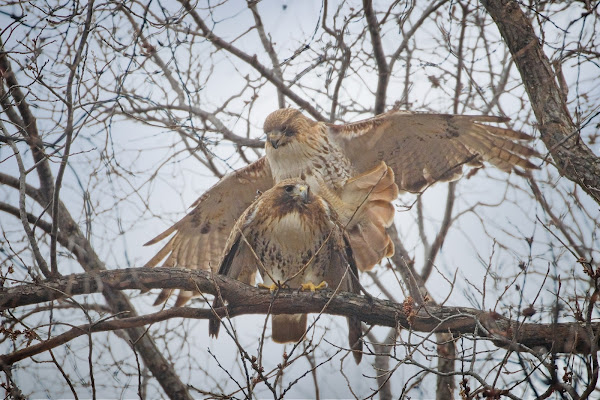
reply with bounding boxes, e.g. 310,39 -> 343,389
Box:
325,162 -> 398,271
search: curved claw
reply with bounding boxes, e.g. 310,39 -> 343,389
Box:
258,282 -> 279,292
300,281 -> 328,292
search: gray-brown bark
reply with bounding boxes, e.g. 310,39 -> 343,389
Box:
1,267 -> 596,356
0,37 -> 193,400
482,0 -> 600,204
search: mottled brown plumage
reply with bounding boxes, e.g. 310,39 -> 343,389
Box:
145,108 -> 537,305
208,179 -> 363,363
144,158 -> 273,306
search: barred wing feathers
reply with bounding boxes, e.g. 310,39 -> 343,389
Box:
328,111 -> 538,193
143,157 -> 273,306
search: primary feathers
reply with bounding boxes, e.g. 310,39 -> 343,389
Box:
144,108 -> 537,306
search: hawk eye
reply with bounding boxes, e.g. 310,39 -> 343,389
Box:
284,185 -> 295,193
282,126 -> 295,136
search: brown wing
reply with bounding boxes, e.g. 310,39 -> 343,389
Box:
214,203 -> 261,286
327,111 -> 538,193
144,157 -> 272,306
208,204 -> 261,338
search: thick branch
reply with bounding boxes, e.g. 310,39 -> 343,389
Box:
482,0 -> 600,204
0,38 -> 192,399
1,267 -> 596,355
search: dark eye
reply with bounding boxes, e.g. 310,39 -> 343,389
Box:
284,185 -> 294,193
282,126 -> 295,136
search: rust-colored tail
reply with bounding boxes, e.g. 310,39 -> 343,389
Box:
327,162 -> 398,271
272,314 -> 308,343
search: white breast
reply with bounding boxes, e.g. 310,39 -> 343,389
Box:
266,137 -> 354,191
270,212 -> 316,252
266,140 -> 315,182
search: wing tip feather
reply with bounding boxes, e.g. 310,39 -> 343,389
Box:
143,225 -> 177,246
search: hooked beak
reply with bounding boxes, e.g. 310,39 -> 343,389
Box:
267,131 -> 283,149
297,184 -> 309,202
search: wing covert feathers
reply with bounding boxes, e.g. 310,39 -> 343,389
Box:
144,157 -> 272,306
328,111 -> 538,193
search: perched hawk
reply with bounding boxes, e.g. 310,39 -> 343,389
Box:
145,108 -> 537,306
208,179 -> 363,364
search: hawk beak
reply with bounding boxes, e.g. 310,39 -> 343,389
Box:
297,184 -> 309,202
267,131 -> 283,149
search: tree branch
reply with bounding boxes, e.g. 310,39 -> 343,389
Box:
178,0 -> 324,120
363,0 -> 389,114
1,267 -> 596,355
482,0 -> 600,204
0,31 -> 193,400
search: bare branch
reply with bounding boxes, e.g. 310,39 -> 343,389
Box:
483,0 -> 600,204
0,267 -> 596,355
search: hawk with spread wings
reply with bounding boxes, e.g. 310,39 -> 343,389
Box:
208,179 -> 363,363
144,108 -> 537,306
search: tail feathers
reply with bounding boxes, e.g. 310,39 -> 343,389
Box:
335,162 -> 397,271
348,316 -> 363,364
209,297 -> 224,338
348,218 -> 394,271
272,314 -> 308,343
152,289 -> 197,307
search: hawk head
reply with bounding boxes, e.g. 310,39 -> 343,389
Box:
273,179 -> 311,205
263,108 -> 317,149
264,179 -> 336,241
264,178 -> 327,219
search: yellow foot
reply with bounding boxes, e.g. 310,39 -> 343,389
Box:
258,282 -> 279,292
300,281 -> 328,292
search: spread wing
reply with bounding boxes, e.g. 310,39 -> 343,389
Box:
144,157 -> 272,306
327,111 -> 538,192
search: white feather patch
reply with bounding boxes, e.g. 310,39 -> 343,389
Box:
270,212 -> 315,252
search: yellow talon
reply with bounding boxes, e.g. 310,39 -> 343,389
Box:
258,283 -> 279,292
300,281 -> 328,292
